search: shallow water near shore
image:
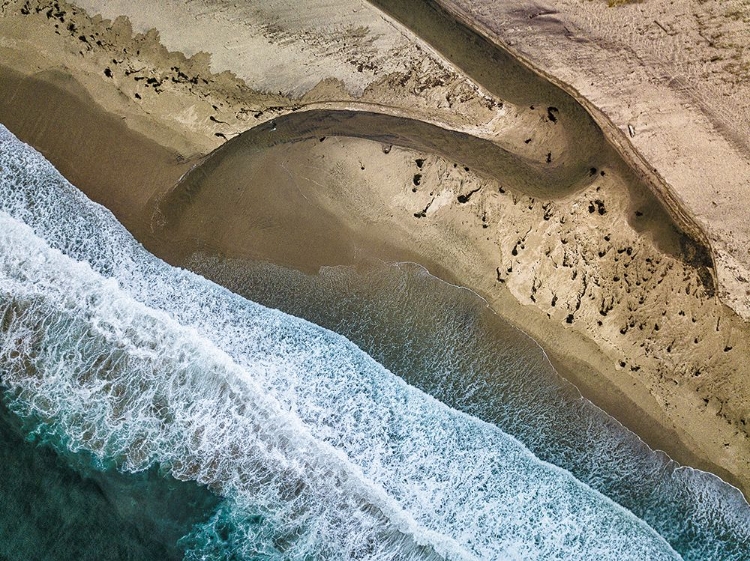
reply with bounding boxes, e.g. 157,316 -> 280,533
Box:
0,125 -> 749,559
189,255 -> 750,560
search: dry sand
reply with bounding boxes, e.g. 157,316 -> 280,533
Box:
437,0 -> 750,320
0,0 -> 748,498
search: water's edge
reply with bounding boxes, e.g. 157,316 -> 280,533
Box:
0,124 -> 715,559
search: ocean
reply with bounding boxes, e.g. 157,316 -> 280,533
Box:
0,125 -> 748,559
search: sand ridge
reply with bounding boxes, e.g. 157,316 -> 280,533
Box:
436,0 -> 750,321
0,0 -> 748,498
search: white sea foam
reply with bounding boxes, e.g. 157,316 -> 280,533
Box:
0,125 -> 683,559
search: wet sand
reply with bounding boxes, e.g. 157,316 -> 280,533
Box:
0,65 -> 191,232
1,0 -> 748,498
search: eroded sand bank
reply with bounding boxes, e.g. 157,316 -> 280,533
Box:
0,0 -> 748,498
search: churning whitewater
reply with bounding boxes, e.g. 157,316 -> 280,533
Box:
0,125 -> 682,560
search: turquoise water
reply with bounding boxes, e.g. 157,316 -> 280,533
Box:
0,400 -> 219,561
0,125 -> 748,559
188,257 -> 750,560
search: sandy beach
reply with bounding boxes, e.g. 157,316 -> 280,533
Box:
1,0 -> 748,501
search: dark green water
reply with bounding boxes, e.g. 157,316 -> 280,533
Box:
0,399 -> 219,560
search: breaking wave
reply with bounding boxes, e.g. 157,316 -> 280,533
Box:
0,128 -> 687,559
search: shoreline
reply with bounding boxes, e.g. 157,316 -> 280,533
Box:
0,61 -> 740,495
158,110 -> 730,482
1,0 -> 748,499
